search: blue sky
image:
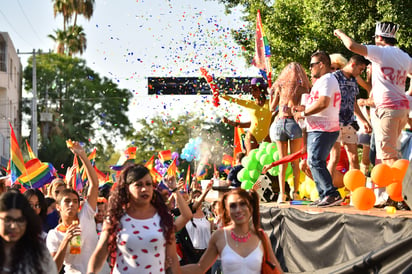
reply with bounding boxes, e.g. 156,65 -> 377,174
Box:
1,0 -> 259,147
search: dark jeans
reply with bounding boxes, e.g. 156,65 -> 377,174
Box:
307,131 -> 340,199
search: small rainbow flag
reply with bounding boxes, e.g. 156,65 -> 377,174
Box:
25,140 -> 36,160
185,165 -> 191,192
158,150 -> 172,163
252,10 -> 272,86
166,158 -> 178,177
9,123 -> 26,184
145,154 -> 163,183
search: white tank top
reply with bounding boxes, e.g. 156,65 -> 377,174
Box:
221,229 -> 263,274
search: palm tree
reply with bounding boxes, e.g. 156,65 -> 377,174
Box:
50,0 -> 95,56
67,25 -> 87,56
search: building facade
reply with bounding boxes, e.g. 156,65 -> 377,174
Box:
0,32 -> 22,169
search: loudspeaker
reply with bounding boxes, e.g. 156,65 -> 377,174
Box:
256,174 -> 276,203
402,160 -> 412,209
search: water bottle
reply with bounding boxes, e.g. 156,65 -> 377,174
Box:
69,220 -> 81,254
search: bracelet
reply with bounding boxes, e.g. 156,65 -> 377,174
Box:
171,187 -> 178,193
301,111 -> 305,117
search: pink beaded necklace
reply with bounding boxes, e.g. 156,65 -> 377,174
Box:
230,229 -> 251,247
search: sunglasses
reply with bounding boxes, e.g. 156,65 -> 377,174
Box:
309,61 -> 321,68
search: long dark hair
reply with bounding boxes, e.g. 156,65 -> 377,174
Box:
107,164 -> 174,266
221,188 -> 262,238
0,190 -> 48,273
23,188 -> 47,224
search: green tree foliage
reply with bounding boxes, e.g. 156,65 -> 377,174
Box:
217,0 -> 412,75
23,53 -> 132,173
127,114 -> 234,177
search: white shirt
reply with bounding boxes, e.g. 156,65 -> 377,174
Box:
366,45 -> 412,109
46,201 -> 110,274
306,73 -> 341,132
185,216 -> 211,249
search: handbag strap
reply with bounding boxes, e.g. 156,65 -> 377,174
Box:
259,228 -> 276,270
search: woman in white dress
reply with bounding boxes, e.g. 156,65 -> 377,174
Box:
181,188 -> 283,274
87,164 -> 180,274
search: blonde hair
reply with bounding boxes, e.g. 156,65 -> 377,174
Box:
330,53 -> 348,70
47,178 -> 66,198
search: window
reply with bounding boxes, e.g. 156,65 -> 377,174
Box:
0,35 -> 6,72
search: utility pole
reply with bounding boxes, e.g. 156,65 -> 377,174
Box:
17,49 -> 40,156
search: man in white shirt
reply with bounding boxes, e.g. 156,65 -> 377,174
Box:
334,22 -> 412,166
294,51 -> 343,207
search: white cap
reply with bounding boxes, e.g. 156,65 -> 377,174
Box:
375,22 -> 399,38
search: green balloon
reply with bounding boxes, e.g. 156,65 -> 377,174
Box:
269,166 -> 279,176
266,143 -> 277,155
249,148 -> 258,161
246,157 -> 258,170
237,167 -> 251,182
241,156 -> 250,168
285,163 -> 293,179
260,141 -> 270,150
255,149 -> 266,163
249,169 -> 260,181
272,151 -> 280,162
260,154 -> 273,166
242,180 -> 254,190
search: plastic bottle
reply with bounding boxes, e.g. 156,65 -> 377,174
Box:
69,220 -> 81,254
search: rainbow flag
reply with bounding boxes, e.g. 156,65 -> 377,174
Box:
233,125 -> 246,164
185,165 -> 191,192
25,140 -> 36,160
110,147 -> 137,170
166,158 -> 178,177
9,123 -> 27,184
80,148 -> 97,183
252,10 -> 272,86
72,155 -> 83,191
158,150 -> 172,163
17,158 -> 56,189
145,154 -> 163,183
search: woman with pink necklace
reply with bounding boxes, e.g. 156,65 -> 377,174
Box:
181,188 -> 283,274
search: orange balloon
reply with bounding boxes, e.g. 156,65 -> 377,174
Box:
343,169 -> 366,191
391,159 -> 409,182
371,163 -> 393,188
386,181 -> 403,202
352,187 -> 376,210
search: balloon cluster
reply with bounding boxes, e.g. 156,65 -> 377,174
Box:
180,137 -> 202,162
155,152 -> 180,175
237,142 -> 292,189
343,159 -> 409,210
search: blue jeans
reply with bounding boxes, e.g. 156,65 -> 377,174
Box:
307,131 -> 340,199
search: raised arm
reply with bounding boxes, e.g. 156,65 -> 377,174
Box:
165,176 -> 193,231
192,180 -> 213,212
67,140 -> 99,210
334,29 -> 367,57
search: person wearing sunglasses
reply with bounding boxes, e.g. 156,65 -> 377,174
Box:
0,190 -> 57,273
181,188 -> 282,274
293,51 -> 343,207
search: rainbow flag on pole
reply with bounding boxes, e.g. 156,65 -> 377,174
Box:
252,10 -> 272,87
17,158 -> 56,189
145,154 -> 163,183
25,140 -> 36,160
9,123 -> 26,184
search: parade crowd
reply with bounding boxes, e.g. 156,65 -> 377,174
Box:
0,21 -> 411,274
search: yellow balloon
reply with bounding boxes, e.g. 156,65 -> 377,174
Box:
310,187 -> 319,201
298,182 -> 308,198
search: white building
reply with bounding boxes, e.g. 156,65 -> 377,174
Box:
0,32 -> 22,169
